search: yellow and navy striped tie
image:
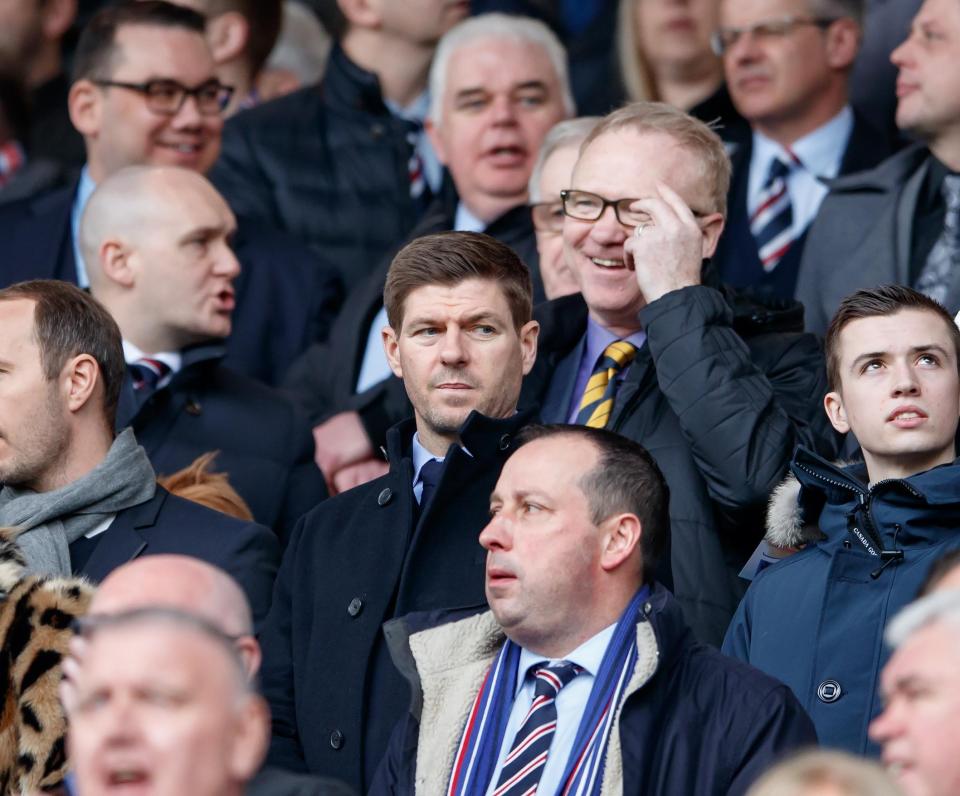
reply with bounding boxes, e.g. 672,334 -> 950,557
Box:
575,341 -> 638,428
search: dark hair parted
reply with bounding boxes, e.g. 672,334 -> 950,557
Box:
0,281 -> 125,428
72,1 -> 207,83
825,284 -> 960,392
383,231 -> 533,332
918,547 -> 960,597
514,424 -> 670,586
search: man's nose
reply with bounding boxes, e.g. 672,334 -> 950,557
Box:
479,512 -> 511,551
439,328 -> 467,364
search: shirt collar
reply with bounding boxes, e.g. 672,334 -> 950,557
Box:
515,621 -> 618,697
751,104 -> 853,180
411,431 -> 445,487
454,201 -> 487,233
584,317 -> 647,367
383,91 -> 430,125
71,166 -> 98,288
122,339 -> 182,375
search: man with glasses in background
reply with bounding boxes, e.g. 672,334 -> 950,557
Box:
708,0 -> 892,299
0,0 -> 341,387
519,101 -> 838,647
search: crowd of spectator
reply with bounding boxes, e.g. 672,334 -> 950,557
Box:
2,1 -> 960,795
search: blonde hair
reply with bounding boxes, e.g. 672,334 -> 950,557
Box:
583,102 -> 731,216
747,750 -> 903,796
617,0 -> 657,103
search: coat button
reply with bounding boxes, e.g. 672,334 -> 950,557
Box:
347,597 -> 363,617
329,729 -> 344,750
185,399 -> 202,416
643,602 -> 653,616
817,680 -> 842,703
377,488 -> 393,506
370,123 -> 385,139
499,433 -> 511,451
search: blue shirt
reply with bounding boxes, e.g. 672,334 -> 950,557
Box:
748,105 -> 853,239
566,318 -> 648,423
486,622 -> 618,796
70,166 -> 97,288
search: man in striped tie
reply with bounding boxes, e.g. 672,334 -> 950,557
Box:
371,425 -> 816,795
520,101 -> 838,647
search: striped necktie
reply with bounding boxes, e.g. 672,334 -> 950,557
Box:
129,357 -> 171,395
576,341 -> 638,429
751,154 -> 799,272
492,661 -> 581,796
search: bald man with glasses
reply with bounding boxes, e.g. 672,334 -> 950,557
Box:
519,101 -> 838,647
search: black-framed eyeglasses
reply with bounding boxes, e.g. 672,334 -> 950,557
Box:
710,15 -> 839,56
561,189 -> 652,227
93,78 -> 234,116
530,201 -> 564,232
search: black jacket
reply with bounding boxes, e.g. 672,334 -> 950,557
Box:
520,285 -> 840,646
258,410 -> 532,793
281,189 -> 539,449
117,346 -> 326,543
712,111 -> 894,299
373,584 -> 817,796
211,46 -> 422,293
0,182 -> 342,386
78,486 -> 279,626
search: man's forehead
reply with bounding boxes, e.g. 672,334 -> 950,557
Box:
721,0 -> 811,24
404,278 -> 512,314
445,37 -> 556,89
0,298 -> 37,337
839,310 -> 956,359
110,23 -> 214,78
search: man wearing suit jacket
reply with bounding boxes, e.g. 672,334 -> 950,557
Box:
710,0 -> 892,299
258,232 -> 539,793
797,0 -> 960,333
81,166 -> 325,542
0,280 -> 279,624
287,14 -> 572,494
0,1 -> 341,385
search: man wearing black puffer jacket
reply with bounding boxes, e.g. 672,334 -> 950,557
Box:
520,102 -> 841,646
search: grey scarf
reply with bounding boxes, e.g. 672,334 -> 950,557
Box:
0,428 -> 157,576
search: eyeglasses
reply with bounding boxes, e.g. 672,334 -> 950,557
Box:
93,78 -> 234,116
530,201 -> 564,232
710,15 -> 839,56
561,189 -> 653,227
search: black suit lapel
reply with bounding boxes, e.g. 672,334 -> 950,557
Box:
79,491 -> 166,582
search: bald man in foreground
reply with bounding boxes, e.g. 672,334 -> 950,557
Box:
81,165 -> 325,542
63,556 -> 357,796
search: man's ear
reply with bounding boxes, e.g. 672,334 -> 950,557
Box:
425,117 -> 449,166
228,695 -> 270,782
519,320 -> 539,375
700,213 -> 725,259
69,79 -> 101,137
825,18 -> 861,70
823,390 -> 850,435
382,325 -> 403,379
100,240 -> 136,288
62,354 -> 101,416
206,11 -> 248,66
42,0 -> 77,41
599,512 -> 642,574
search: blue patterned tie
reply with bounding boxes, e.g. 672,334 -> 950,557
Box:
916,174 -> 960,306
751,155 -> 797,272
492,661 -> 581,796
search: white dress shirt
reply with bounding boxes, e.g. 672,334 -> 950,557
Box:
486,623 -> 618,796
747,105 -> 854,238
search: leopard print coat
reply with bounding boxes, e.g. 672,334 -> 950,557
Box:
0,529 -> 93,795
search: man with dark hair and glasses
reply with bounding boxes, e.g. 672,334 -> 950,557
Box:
520,101 -> 839,647
708,0 -> 893,299
0,0 -> 342,388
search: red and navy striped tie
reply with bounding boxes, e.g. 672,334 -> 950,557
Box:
492,661 -> 581,796
130,357 -> 171,395
751,154 -> 799,272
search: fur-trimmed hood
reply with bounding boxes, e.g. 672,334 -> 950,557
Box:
0,528 -> 94,795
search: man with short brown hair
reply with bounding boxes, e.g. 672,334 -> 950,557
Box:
258,231 -> 538,792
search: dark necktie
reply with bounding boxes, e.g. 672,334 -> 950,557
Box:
751,155 -> 798,272
129,357 -> 171,397
576,341 -> 638,429
418,458 -> 444,511
915,174 -> 960,306
492,660 -> 582,796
